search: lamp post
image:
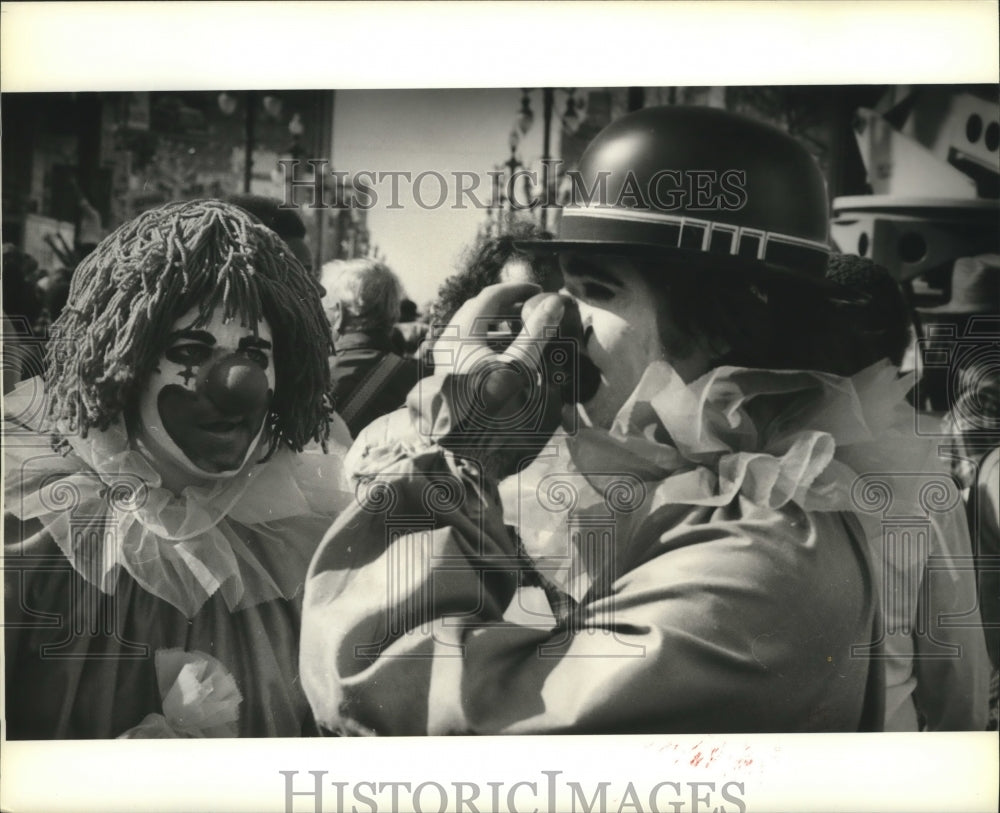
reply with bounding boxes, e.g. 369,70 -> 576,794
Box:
492,129 -> 526,235
511,88 -> 585,231
284,111 -> 306,206
217,90 -> 257,194
541,89 -> 553,230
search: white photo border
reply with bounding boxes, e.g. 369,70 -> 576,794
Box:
2,2 -> 999,812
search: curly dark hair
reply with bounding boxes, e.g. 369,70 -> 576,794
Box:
430,220 -> 557,326
634,254 -> 895,377
44,199 -> 335,454
823,253 -> 911,370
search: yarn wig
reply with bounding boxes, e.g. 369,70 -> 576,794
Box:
44,199 -> 334,454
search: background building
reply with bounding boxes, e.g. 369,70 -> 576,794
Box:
3,85 -> 996,308
1,90 -> 372,275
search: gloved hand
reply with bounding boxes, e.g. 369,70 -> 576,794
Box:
428,282 -> 578,480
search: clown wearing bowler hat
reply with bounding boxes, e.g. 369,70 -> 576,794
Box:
4,199 -> 353,738
298,107 -> 965,734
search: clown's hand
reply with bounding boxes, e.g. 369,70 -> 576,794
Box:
117,649 -> 242,739
420,283 -> 571,481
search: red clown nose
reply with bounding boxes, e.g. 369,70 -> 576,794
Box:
202,355 -> 271,415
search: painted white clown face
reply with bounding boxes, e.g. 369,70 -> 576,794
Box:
135,306 -> 276,477
559,254 -> 712,429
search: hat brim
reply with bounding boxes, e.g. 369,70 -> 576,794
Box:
515,238 -> 842,290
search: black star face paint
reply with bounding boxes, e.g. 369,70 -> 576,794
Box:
135,306 -> 276,477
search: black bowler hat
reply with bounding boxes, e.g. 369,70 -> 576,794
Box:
520,106 -> 832,282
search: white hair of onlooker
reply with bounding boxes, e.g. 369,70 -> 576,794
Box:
320,258 -> 403,337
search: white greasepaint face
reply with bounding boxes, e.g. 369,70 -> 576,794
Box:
559,254 -> 711,429
135,305 -> 276,477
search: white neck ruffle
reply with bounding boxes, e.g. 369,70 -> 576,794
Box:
557,358 -> 928,512
4,378 -> 353,618
499,360 -> 960,600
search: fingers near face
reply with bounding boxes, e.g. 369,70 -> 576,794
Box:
455,282 -> 542,332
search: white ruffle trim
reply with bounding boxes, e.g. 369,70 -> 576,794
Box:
5,378 -> 353,617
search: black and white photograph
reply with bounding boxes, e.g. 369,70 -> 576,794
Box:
2,3 -> 998,812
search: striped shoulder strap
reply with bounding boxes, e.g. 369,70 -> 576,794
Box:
336,353 -> 409,429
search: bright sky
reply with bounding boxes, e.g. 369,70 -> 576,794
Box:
332,89 -> 547,308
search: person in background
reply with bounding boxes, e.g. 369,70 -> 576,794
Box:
823,253 -> 990,731
4,199 -> 351,739
428,220 -> 560,328
941,360 -> 1000,728
322,258 -> 420,439
226,193 -> 314,277
920,254 -> 1000,727
391,297 -> 429,358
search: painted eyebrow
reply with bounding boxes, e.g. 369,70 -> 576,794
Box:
238,336 -> 273,351
560,259 -> 623,288
167,329 -> 216,345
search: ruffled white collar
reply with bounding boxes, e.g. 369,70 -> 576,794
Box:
554,358 -> 922,512
4,378 -> 353,617
500,360 -> 944,594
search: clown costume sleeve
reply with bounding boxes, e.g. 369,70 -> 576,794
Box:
294,362 -> 968,735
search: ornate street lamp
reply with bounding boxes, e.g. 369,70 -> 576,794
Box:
516,89 -> 535,135
508,88 -> 586,230
562,92 -> 583,136
493,129 -> 529,234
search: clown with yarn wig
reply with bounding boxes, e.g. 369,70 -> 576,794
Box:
4,199 -> 353,738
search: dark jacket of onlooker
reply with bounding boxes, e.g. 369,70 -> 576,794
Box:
329,330 -> 419,438
323,259 -> 420,438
